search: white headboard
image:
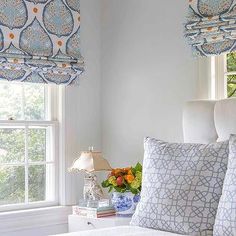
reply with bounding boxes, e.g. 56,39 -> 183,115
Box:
183,98 -> 236,144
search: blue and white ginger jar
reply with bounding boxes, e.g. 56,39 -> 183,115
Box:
111,191 -> 140,216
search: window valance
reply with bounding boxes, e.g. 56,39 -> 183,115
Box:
185,0 -> 236,57
0,0 -> 84,85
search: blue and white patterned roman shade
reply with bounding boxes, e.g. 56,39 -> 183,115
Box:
185,0 -> 236,56
0,0 -> 84,85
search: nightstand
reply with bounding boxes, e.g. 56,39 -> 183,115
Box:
68,215 -> 132,232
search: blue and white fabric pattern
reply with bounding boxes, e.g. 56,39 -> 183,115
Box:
214,134 -> 236,236
185,0 -> 236,56
131,137 -> 229,236
0,0 -> 84,85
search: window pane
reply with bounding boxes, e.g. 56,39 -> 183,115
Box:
227,52 -> 236,72
0,128 -> 25,163
227,75 -> 236,98
0,166 -> 25,205
28,165 -> 45,202
24,84 -> 46,120
28,128 -> 46,162
0,82 -> 46,121
0,83 -> 23,120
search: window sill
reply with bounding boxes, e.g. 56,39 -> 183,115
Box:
0,206 -> 72,233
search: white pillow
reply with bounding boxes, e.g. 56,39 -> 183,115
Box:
214,134 -> 236,236
131,137 -> 229,235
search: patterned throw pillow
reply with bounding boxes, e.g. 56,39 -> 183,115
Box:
131,137 -> 229,236
214,134 -> 236,236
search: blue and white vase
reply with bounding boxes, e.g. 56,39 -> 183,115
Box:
111,191 -> 140,216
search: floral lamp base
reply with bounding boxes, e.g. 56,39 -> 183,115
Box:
111,192 -> 140,216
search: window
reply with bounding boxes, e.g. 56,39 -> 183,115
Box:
225,53 -> 236,98
0,82 -> 58,211
211,53 -> 236,99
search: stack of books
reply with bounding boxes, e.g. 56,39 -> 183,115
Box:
72,205 -> 116,218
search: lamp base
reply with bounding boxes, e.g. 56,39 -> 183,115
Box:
83,173 -> 104,201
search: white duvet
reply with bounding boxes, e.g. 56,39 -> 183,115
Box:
51,226 -> 185,236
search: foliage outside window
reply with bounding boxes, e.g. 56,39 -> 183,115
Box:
226,53 -> 236,98
0,82 -> 57,210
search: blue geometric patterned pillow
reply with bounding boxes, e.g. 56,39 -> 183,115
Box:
131,137 -> 229,236
214,134 -> 236,236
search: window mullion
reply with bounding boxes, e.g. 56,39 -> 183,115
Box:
24,125 -> 29,204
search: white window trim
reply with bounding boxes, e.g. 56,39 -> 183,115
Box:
58,85 -> 67,206
197,57 -> 213,99
58,85 -> 77,206
198,55 -> 227,100
214,55 -> 227,99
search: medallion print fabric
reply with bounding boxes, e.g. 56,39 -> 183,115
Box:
131,137 -> 229,236
0,0 -> 84,85
214,134 -> 236,236
185,0 -> 236,56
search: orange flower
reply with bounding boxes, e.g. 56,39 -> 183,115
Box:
128,169 -> 133,175
112,167 -> 132,177
125,174 -> 135,184
124,167 -> 131,171
114,168 -> 122,177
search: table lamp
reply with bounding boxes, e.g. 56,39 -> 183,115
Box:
69,147 -> 112,202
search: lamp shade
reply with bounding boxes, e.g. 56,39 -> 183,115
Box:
70,151 -> 112,173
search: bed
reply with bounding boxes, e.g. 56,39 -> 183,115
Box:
51,98 -> 236,236
52,226 -> 183,236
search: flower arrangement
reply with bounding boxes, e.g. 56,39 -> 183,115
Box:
101,162 -> 142,195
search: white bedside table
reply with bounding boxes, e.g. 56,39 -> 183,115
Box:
68,215 -> 132,232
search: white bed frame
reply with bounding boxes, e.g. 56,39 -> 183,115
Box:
183,98 -> 236,144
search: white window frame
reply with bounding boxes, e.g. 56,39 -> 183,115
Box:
0,85 -> 80,233
0,84 -> 60,212
212,55 -> 228,100
198,55 -> 228,100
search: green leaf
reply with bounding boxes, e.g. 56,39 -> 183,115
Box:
130,187 -> 138,195
101,180 -> 110,188
114,186 -> 123,192
131,167 -> 136,175
120,188 -> 126,193
114,186 -> 126,193
108,186 -> 113,193
134,162 -> 142,172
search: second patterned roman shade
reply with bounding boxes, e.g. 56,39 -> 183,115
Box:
185,0 -> 236,56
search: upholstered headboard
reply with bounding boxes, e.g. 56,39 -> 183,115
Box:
183,98 -> 236,144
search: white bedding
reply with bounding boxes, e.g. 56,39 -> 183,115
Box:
51,226 -> 185,236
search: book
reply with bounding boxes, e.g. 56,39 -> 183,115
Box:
72,205 -> 116,218
78,199 -> 110,208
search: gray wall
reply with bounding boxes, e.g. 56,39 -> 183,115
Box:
101,0 -> 198,167
73,0 -> 102,200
